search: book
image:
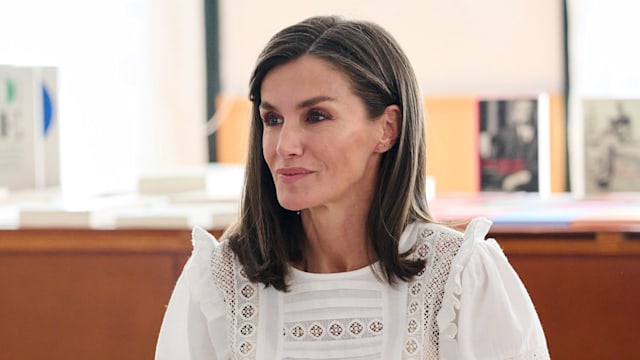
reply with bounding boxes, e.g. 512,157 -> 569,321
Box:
576,99 -> 640,196
137,163 -> 245,197
478,94 -> 551,195
0,65 -> 45,190
41,67 -> 60,187
214,95 -> 251,163
17,193 -> 143,229
424,96 -> 479,193
549,93 -> 567,193
114,203 -> 239,230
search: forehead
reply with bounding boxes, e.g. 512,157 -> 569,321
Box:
260,55 -> 353,100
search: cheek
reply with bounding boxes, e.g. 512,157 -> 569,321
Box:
324,134 -> 373,170
262,133 -> 277,167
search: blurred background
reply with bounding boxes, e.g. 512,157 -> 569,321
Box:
1,1 -> 640,359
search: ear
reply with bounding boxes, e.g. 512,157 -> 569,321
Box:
375,104 -> 400,153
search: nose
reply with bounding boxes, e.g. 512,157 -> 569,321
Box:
276,120 -> 303,158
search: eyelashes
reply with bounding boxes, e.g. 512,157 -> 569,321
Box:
261,112 -> 283,126
260,109 -> 332,126
307,109 -> 331,122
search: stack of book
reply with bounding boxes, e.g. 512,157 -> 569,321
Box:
0,65 -> 60,191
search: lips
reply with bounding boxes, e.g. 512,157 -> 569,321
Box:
276,167 -> 313,183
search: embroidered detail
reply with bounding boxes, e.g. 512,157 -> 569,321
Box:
348,320 -> 364,336
239,323 -> 254,337
403,224 -> 465,359
369,320 -> 383,333
211,242 -> 260,359
309,323 -> 324,338
410,282 -> 423,296
241,284 -> 255,299
239,340 -> 253,354
405,338 -> 418,354
284,318 -> 382,342
241,304 -> 256,319
417,243 -> 430,259
408,319 -> 418,334
291,325 -> 305,339
329,321 -> 343,338
409,301 -> 419,314
419,228 -> 434,239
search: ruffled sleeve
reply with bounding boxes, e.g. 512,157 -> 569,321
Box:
155,226 -> 227,360
437,218 -> 550,360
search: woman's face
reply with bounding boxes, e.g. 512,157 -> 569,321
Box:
260,55 -> 392,212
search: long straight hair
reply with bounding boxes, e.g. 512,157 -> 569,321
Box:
227,16 -> 434,291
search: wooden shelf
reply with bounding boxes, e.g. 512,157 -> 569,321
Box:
0,222 -> 638,359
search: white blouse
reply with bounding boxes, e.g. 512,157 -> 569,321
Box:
155,218 -> 550,360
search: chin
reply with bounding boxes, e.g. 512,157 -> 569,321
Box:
276,194 -> 308,212
277,200 -> 305,212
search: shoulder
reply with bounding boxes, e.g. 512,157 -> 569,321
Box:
429,220 -> 550,359
192,227 -> 240,297
191,226 -> 219,253
401,217 -> 492,263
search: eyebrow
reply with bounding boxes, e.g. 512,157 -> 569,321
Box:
260,96 -> 336,111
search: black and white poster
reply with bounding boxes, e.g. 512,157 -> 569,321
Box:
479,97 -> 547,192
582,99 -> 640,194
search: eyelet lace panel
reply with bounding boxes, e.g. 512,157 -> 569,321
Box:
403,224 -> 464,360
211,242 -> 260,359
281,271 -> 386,359
282,318 -> 384,342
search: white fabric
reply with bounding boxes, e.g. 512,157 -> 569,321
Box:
155,218 -> 550,360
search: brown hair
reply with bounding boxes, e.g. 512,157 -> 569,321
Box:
226,15 -> 434,291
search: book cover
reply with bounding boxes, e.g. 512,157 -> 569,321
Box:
17,193 -> 143,229
549,93 -> 567,193
0,65 -> 45,190
137,163 -> 244,196
214,95 -> 251,164
580,99 -> 640,195
424,96 -> 479,193
478,94 -> 551,195
41,67 -> 60,187
114,203 -> 238,230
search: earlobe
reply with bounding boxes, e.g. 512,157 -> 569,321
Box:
376,105 -> 400,153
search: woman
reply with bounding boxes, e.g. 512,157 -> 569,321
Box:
156,16 -> 549,359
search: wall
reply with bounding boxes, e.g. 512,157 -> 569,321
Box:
0,0 -> 207,197
219,0 -> 564,96
0,0 -> 564,195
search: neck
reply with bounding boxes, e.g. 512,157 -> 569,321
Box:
299,203 -> 377,273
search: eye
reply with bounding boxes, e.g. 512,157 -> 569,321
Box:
307,109 -> 331,122
261,112 -> 283,126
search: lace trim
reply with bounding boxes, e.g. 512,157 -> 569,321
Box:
403,224 -> 465,360
211,242 -> 260,359
283,318 -> 383,341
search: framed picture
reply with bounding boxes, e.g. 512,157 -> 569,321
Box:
580,99 -> 640,195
